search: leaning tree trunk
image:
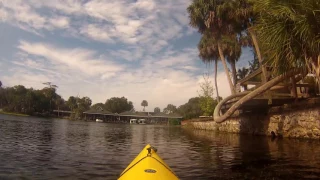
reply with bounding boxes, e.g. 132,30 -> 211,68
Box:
248,28 -> 268,83
218,42 -> 236,95
230,59 -> 237,88
214,69 -> 302,123
214,60 -> 220,102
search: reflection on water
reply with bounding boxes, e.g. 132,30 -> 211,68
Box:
0,114 -> 320,180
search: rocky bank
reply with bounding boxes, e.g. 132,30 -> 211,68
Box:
182,98 -> 320,139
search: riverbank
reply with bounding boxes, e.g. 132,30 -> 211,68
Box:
0,111 -> 29,117
182,98 -> 320,140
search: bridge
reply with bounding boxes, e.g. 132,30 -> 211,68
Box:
215,66 -> 319,123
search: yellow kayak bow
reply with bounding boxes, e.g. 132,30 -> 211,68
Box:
118,144 -> 179,180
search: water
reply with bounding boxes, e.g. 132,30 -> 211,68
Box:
1,114 -> 320,180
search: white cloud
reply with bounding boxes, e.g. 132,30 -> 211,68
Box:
0,0 -> 238,112
80,24 -> 114,43
0,39 -> 224,111
109,48 -> 144,62
17,40 -> 124,79
134,0 -> 156,11
1,67 -> 52,89
0,0 -> 73,33
182,66 -> 199,71
0,0 -> 195,53
49,16 -> 69,29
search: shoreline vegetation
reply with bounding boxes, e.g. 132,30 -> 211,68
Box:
0,76 -> 219,121
0,111 -> 29,117
1,0 -> 320,136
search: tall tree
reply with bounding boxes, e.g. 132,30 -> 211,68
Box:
41,82 -> 58,113
223,34 -> 242,86
237,67 -> 250,90
214,0 -> 320,122
0,81 -> 2,88
188,0 -> 237,94
198,73 -> 217,116
177,97 -> 203,119
198,31 -> 221,102
220,0 -> 268,83
154,107 -> 161,113
105,97 -> 134,113
55,97 -> 64,116
67,96 -> 77,111
91,103 -> 105,111
141,100 -> 148,111
163,104 -> 177,114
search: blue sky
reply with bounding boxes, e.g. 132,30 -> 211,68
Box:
0,0 -> 253,111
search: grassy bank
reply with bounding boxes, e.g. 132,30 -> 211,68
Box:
0,111 -> 30,117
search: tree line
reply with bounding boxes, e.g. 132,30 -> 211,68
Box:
0,76 -> 219,120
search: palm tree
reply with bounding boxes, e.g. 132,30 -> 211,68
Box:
253,0 -> 320,78
220,0 -> 269,83
237,67 -> 250,90
141,100 -> 148,111
188,0 -> 236,95
222,34 -> 242,87
237,67 -> 250,80
198,32 -> 220,102
214,0 -> 320,122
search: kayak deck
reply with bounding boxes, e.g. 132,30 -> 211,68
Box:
118,144 -> 179,180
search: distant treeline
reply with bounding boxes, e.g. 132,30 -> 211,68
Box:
0,82 -> 220,120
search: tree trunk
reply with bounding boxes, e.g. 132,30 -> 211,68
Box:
214,60 -> 220,102
248,28 -> 268,83
290,77 -> 298,100
249,28 -> 273,104
213,91 -> 250,118
230,60 -> 237,88
218,42 -> 235,95
214,69 -> 302,123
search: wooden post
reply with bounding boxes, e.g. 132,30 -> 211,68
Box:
290,77 -> 298,101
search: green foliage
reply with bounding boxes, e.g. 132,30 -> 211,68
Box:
91,103 -> 106,111
197,73 -> 218,116
105,97 -> 133,113
188,0 -> 242,94
248,51 -> 260,73
177,97 -> 203,119
253,0 -> 320,75
0,85 -> 69,115
73,96 -> 92,119
163,104 -> 177,114
67,96 -> 77,111
154,107 -> 161,113
141,100 -> 148,111
168,118 -> 180,126
237,53 -> 260,81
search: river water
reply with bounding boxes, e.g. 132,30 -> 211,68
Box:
1,114 -> 320,180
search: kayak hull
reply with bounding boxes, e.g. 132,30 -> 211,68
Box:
118,144 -> 179,180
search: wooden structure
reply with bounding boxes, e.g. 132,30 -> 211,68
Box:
83,109 -> 183,124
83,109 -> 117,122
118,110 -> 183,124
52,110 -> 74,118
221,66 -> 319,112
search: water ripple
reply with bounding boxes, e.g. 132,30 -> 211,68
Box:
1,115 -> 320,179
